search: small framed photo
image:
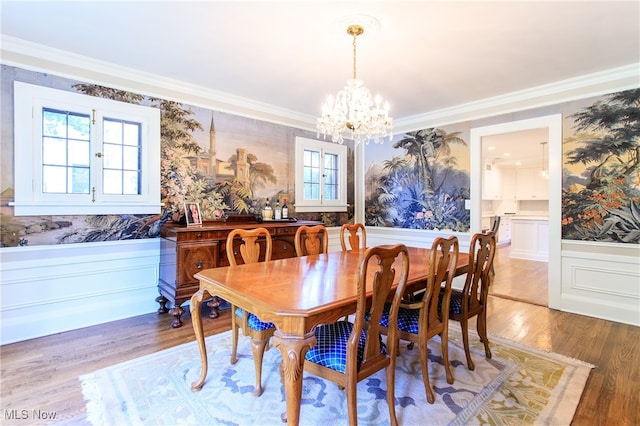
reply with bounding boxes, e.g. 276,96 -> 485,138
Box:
184,202 -> 202,227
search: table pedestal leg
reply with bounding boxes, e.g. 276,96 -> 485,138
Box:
272,330 -> 316,426
190,289 -> 209,391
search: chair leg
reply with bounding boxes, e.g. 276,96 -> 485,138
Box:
477,310 -> 492,359
441,327 -> 454,385
386,363 -> 398,426
230,311 -> 239,365
250,336 -> 269,397
418,336 -> 435,404
460,317 -> 475,371
346,378 -> 358,426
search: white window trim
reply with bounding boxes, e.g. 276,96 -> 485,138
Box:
294,136 -> 347,213
12,81 -> 161,216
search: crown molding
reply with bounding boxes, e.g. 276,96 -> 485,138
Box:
0,35 -> 318,132
394,63 -> 640,133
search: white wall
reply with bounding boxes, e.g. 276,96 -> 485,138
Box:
0,239 -> 160,344
561,241 -> 640,326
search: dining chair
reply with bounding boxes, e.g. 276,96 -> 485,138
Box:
489,216 -> 500,275
339,222 -> 367,251
226,227 -> 276,397
379,235 -> 459,404
440,232 -> 496,370
294,224 -> 328,256
304,244 -> 410,426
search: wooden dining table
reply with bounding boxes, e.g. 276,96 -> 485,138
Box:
190,245 -> 469,426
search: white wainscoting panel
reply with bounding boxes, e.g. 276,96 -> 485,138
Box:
561,241 -> 640,326
0,239 -> 160,344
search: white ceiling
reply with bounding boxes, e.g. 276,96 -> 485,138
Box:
1,0 -> 638,129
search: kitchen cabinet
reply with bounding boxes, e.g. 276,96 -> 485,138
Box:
501,168 -> 516,200
158,218 -> 321,327
482,164 -> 502,199
516,167 -> 548,200
498,216 -> 512,244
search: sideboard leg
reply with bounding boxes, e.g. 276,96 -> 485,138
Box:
155,295 -> 169,314
169,305 -> 184,328
207,297 -> 220,319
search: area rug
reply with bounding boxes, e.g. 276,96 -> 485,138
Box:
80,324 -> 593,426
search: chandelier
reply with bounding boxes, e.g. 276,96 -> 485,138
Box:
316,24 -> 393,145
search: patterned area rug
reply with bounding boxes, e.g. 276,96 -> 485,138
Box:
81,324 -> 593,425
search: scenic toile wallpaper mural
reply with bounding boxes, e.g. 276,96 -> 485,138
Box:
0,65 -> 352,247
364,128 -> 470,231
0,65 -> 638,247
561,89 -> 639,243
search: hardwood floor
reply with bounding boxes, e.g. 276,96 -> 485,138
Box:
1,257 -> 638,425
490,243 -> 548,306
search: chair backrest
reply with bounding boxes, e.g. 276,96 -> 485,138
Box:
463,232 -> 496,309
340,223 -> 367,251
351,244 -> 410,373
426,236 -> 459,327
490,215 -> 500,235
294,225 -> 328,256
226,227 -> 272,266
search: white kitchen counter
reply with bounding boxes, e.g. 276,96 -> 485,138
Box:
510,216 -> 549,262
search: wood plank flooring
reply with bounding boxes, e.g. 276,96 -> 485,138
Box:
490,244 -> 548,306
1,253 -> 638,425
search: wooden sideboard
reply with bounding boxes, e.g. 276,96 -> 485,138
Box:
158,218 -> 321,327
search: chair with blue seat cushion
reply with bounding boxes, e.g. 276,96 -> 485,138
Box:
379,235 -> 459,404
304,244 -> 410,426
226,227 -> 276,397
439,231 -> 495,370
339,222 -> 367,251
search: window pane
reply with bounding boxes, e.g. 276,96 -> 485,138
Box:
303,149 -> 321,200
41,108 -> 91,194
68,139 -> 90,167
123,146 -> 139,170
103,144 -> 122,169
42,137 -> 67,166
42,166 -> 67,193
123,122 -> 140,146
43,109 -> 68,138
103,169 -> 122,194
122,170 -> 139,195
69,167 -> 90,194
103,120 -> 122,144
324,153 -> 339,200
68,113 -> 90,139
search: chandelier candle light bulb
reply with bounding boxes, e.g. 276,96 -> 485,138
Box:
317,24 -> 393,145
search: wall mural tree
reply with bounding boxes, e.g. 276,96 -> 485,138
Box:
562,89 -> 640,243
365,128 -> 470,231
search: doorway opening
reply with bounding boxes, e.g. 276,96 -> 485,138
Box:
470,114 -> 562,309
